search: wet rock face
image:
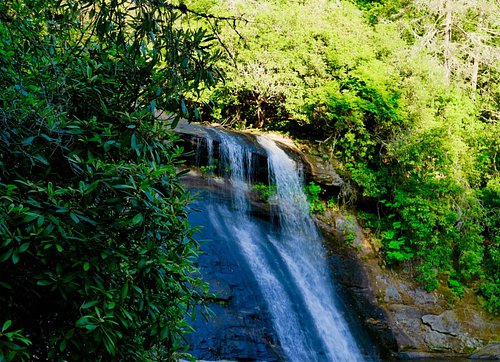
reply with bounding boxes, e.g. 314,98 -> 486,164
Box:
175,121 -> 346,191
179,134 -> 270,185
328,251 -> 399,360
185,198 -> 284,361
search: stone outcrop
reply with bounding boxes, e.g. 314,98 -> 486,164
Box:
314,210 -> 500,360
469,343 -> 500,360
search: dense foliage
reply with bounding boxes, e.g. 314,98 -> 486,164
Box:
0,1 -> 219,360
189,0 -> 499,313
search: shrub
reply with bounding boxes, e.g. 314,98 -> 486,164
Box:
0,1 -> 219,359
252,182 -> 277,202
304,181 -> 326,214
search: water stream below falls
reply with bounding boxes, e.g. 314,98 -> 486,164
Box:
183,127 -> 378,361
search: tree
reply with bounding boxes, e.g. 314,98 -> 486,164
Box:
194,0 -> 499,313
0,0 -> 220,360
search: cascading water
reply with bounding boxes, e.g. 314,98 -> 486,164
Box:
258,136 -> 362,361
183,126 -> 370,361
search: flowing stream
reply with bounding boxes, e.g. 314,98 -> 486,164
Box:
183,127 -> 370,361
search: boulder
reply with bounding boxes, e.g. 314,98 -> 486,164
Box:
470,343 -> 500,360
301,152 -> 344,187
422,311 -> 462,337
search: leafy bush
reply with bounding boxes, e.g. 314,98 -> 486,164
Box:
0,0 -> 220,359
304,181 -> 326,214
448,278 -> 464,299
480,281 -> 500,315
200,164 -> 218,176
341,215 -> 358,246
252,182 -> 277,202
0,321 -> 31,362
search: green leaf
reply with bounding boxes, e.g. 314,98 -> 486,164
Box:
21,136 -> 35,145
83,262 -> 90,271
131,133 -> 137,150
171,114 -> 181,128
18,242 -> 30,253
383,230 -> 396,240
2,320 -> 12,332
0,249 -> 13,263
120,282 -> 129,302
85,181 -> 99,195
176,169 -> 190,176
121,308 -> 133,321
181,99 -> 187,115
0,281 -> 12,289
81,300 -> 99,309
70,212 -> 80,224
100,100 -> 108,114
11,250 -> 19,264
75,316 -> 91,327
160,326 -> 169,340
132,213 -> 143,225
37,280 -> 53,286
65,329 -> 74,339
33,155 -> 49,165
388,239 -> 404,249
37,216 -> 45,227
24,212 -> 40,223
112,184 -> 134,190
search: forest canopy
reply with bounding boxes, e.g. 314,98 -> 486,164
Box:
189,0 -> 499,314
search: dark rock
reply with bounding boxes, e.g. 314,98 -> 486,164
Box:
423,329 -> 455,351
418,311 -> 485,353
396,351 -> 466,359
422,311 -> 462,337
407,288 -> 441,309
301,153 -> 344,187
328,252 -> 399,358
470,343 -> 500,360
387,304 -> 426,351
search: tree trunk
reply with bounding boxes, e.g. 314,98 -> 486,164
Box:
471,12 -> 484,99
443,0 -> 453,83
471,56 -> 479,98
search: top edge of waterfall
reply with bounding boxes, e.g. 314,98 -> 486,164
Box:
176,120 -> 303,159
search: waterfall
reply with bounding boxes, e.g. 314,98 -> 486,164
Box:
186,128 -> 366,361
258,136 -> 363,361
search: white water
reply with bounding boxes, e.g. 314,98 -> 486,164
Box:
196,131 -> 364,361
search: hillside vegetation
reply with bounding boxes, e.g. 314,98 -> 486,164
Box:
188,0 -> 499,313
